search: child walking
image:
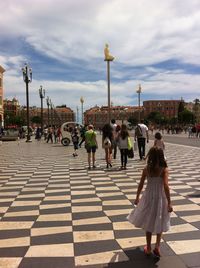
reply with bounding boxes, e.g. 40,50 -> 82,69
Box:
154,132 -> 165,151
127,147 -> 173,257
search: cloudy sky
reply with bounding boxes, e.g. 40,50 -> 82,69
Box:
1,0 -> 200,113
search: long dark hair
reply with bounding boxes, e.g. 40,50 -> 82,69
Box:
147,146 -> 167,174
102,124 -> 113,140
120,124 -> 129,139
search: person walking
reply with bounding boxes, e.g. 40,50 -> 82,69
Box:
79,125 -> 87,148
46,127 -> 53,143
85,125 -> 98,169
154,132 -> 165,151
57,126 -> 62,143
135,120 -> 149,160
110,119 -> 118,159
72,127 -> 79,157
117,124 -> 129,170
127,147 -> 173,257
102,123 -> 114,168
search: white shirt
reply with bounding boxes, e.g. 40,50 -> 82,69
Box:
138,123 -> 148,138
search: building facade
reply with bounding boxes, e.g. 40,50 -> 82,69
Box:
0,65 -> 5,127
143,100 -> 181,119
3,98 -> 20,116
18,105 -> 75,127
84,105 -> 142,129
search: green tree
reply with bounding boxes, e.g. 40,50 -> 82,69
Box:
178,100 -> 185,123
31,116 -> 41,124
128,116 -> 138,126
178,109 -> 195,124
147,112 -> 163,124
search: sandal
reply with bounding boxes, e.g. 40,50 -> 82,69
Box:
144,246 -> 151,256
153,248 -> 161,257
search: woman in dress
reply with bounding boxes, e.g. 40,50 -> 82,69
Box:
127,147 -> 173,257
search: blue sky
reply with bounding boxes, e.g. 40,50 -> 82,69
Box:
1,0 -> 200,112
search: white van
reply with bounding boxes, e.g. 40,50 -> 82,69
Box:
61,122 -> 83,146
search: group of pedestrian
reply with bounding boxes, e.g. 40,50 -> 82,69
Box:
81,119 -> 171,258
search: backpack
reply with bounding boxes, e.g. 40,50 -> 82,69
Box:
135,125 -> 143,138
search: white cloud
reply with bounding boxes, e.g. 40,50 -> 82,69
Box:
1,0 -> 200,111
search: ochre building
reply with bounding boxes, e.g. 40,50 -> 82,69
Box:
0,65 -> 5,127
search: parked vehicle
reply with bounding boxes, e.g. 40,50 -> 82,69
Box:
1,128 -> 19,141
61,122 -> 83,146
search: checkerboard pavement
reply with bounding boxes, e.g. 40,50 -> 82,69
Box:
0,136 -> 200,268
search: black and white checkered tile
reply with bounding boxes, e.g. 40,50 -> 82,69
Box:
0,136 -> 200,268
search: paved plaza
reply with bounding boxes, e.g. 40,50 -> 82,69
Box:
0,135 -> 200,268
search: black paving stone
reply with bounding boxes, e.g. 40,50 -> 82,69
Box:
40,207 -> 71,214
7,206 -> 39,212
72,211 -> 105,220
72,202 -> 102,207
19,257 -> 75,268
74,240 -> 121,256
0,247 -> 29,257
114,229 -> 145,239
31,232 -> 73,245
32,221 -> 72,228
170,217 -> 187,226
0,229 -> 30,239
163,230 -> 200,241
2,214 -> 38,221
73,223 -> 113,231
179,252 -> 200,267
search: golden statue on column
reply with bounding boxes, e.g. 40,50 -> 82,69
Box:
104,44 -> 115,61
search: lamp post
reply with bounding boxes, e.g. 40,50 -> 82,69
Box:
46,96 -> 50,127
104,44 -> 114,123
76,106 -> 79,123
136,84 -> 142,123
50,100 -> 53,127
22,63 -> 32,142
80,97 -> 84,125
39,85 -> 45,134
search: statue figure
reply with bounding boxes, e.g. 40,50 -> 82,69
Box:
104,43 -> 115,61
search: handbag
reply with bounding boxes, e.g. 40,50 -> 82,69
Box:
127,147 -> 134,158
127,137 -> 132,150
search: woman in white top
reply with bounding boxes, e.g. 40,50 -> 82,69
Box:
117,124 -> 129,170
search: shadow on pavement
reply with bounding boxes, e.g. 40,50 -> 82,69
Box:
104,247 -> 159,268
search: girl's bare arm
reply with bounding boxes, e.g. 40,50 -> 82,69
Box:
163,168 -> 173,212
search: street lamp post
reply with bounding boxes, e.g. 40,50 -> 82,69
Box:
136,84 -> 142,123
80,97 -> 84,125
76,106 -> 79,123
46,96 -> 50,127
22,63 -> 32,142
50,100 -> 53,127
39,85 -> 45,134
104,44 -> 114,123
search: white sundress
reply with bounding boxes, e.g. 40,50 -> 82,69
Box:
127,172 -> 170,234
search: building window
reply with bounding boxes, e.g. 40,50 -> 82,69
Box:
0,78 -> 2,87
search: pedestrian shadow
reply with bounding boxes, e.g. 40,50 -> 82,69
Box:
103,247 -> 159,268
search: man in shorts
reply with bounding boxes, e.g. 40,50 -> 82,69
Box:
85,125 -> 98,169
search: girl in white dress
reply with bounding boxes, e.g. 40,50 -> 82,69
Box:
127,147 -> 173,257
